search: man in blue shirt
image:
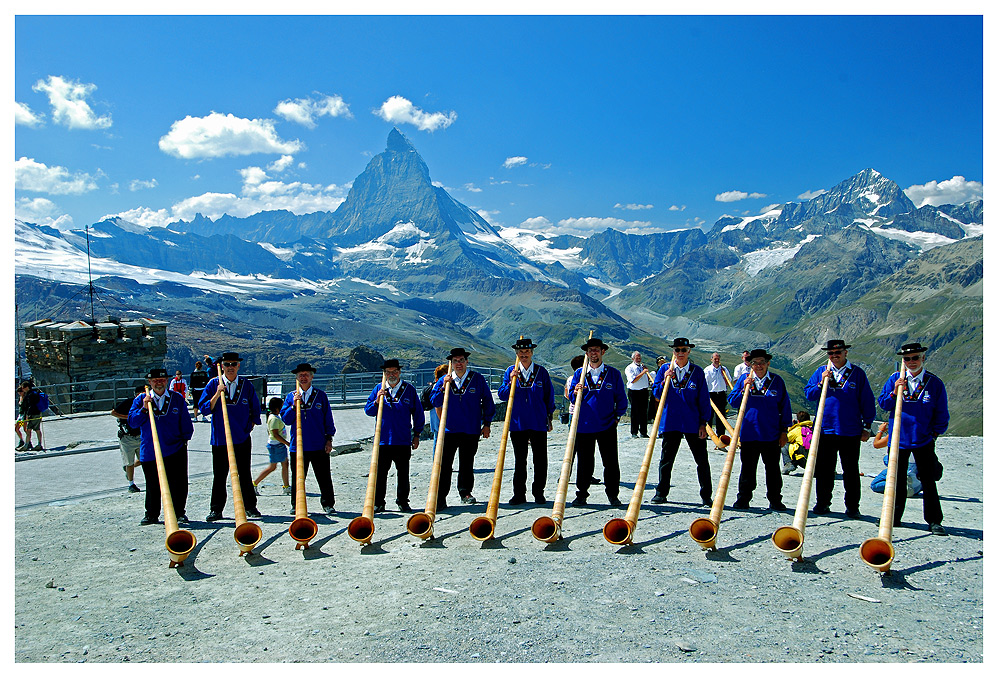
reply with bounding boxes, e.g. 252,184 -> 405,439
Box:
568,337 -> 628,507
805,339 -> 876,519
365,359 -> 424,512
877,342 -> 949,535
281,363 -> 337,516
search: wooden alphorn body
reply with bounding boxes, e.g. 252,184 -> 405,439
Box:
469,358 -> 521,541
348,375 -> 388,545
145,389 -> 197,568
859,372 -> 906,572
603,358 -> 674,545
407,360 -> 452,540
216,366 -> 262,556
289,379 -> 319,550
532,331 -> 593,543
772,360 -> 832,560
689,377 -> 752,550
707,397 -> 737,448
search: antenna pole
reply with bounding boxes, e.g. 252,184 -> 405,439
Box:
86,224 -> 96,325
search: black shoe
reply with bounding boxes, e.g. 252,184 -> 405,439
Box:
140,515 -> 158,526
396,501 -> 412,512
649,494 -> 667,504
732,500 -> 750,509
460,494 -> 476,505
639,433 -> 649,438
768,502 -> 788,511
631,434 -> 638,439
128,483 -> 141,493
845,508 -> 862,519
930,523 -> 947,536
532,495 -> 546,505
812,505 -> 830,515
591,477 -> 602,485
508,496 -> 526,505
205,511 -> 222,522
572,496 -> 588,507
374,504 -> 385,513
245,509 -> 262,519
701,499 -> 713,507
608,497 -> 622,507
323,506 -> 337,516
178,514 -> 189,524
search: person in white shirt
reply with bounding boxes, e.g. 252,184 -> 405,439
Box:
624,351 -> 652,438
732,350 -> 752,381
703,352 -> 732,444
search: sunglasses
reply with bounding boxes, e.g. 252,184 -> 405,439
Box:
902,355 -> 922,362
221,362 -> 239,367
673,348 -> 690,353
826,350 -> 844,356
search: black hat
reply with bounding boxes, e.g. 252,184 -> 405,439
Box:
669,337 -> 695,349
580,337 -> 609,351
511,337 -> 537,350
220,352 -> 243,363
896,342 -> 929,356
447,347 -> 471,360
748,348 -> 773,362
821,339 -> 851,351
291,363 -> 317,374
381,359 -> 401,370
146,368 -> 169,379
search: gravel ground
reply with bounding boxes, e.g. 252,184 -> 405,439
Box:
14,425 -> 984,663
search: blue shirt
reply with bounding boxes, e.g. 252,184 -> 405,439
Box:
197,376 -> 261,446
652,362 -> 711,435
727,372 -> 793,442
804,362 -> 876,436
877,370 -> 949,449
364,381 -> 425,446
280,388 -> 336,451
568,364 -> 628,434
497,363 -> 556,432
430,370 -> 496,435
128,391 -> 194,463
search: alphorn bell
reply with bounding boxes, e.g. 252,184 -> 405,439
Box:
469,357 -> 521,541
604,357 -> 674,545
772,360 -> 833,561
689,376 -> 752,550
289,378 -> 319,550
145,388 -> 197,568
532,330 -> 593,543
859,372 -> 906,572
407,360 -> 453,540
348,374 -> 388,545
216,366 -> 263,556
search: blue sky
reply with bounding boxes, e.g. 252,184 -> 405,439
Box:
13,13 -> 985,239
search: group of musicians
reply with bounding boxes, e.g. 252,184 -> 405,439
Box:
127,336 -> 950,537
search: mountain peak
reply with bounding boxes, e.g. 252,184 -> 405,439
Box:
386,127 -> 416,153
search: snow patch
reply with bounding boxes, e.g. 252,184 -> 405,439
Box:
741,234 -> 821,277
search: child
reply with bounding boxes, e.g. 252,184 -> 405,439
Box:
869,421 -> 922,497
254,397 -> 291,495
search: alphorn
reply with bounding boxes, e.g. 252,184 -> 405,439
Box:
216,366 -> 262,556
145,388 -> 197,568
532,331 -> 593,543
707,397 -> 737,448
289,378 -> 319,549
689,376 -> 752,550
469,357 -> 521,541
604,357 -> 675,545
772,360 -> 832,561
407,360 -> 452,540
347,374 -> 388,545
859,372 -> 906,572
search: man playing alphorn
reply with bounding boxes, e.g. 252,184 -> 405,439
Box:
128,368 -> 194,526
497,337 -> 556,505
877,342 -> 949,535
805,339 -> 876,519
364,359 -> 424,512
624,351 -> 652,439
569,337 -> 628,507
430,348 -> 496,507
728,348 -> 792,511
649,338 -> 713,507
703,352 -> 731,445
281,363 -> 338,516
199,352 -> 262,522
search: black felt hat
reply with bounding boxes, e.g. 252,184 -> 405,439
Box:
220,352 -> 243,363
381,359 -> 401,370
511,337 -> 538,350
748,348 -> 773,362
447,347 -> 471,360
580,337 -> 609,351
896,342 -> 929,356
291,363 -> 317,374
820,339 -> 851,351
146,368 -> 169,379
669,337 -> 695,349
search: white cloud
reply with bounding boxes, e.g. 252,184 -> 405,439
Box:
614,203 -> 653,211
798,188 -> 827,200
669,205 -> 686,211
504,156 -> 528,169
158,112 -> 304,159
463,183 -> 482,193
274,94 -> 351,129
375,95 -> 456,132
555,217 -> 652,237
107,206 -> 173,229
904,175 -> 983,207
15,102 -> 43,127
16,197 -> 59,221
715,190 -> 767,202
476,209 -> 501,226
268,155 -> 295,172
128,178 -> 158,192
759,203 -> 781,214
519,216 -> 554,233
15,157 -> 99,194
32,75 -> 112,130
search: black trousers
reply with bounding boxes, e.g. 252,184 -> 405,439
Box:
736,439 -> 783,506
375,444 -> 411,506
210,440 -> 257,514
439,431 -> 480,501
290,448 -> 336,512
709,392 -> 729,437
509,429 -> 548,499
656,431 -> 713,504
574,427 -> 620,501
628,389 -> 649,435
894,442 -> 943,525
814,433 -> 861,511
141,447 -> 188,520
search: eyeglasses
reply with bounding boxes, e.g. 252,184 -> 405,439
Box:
222,362 -> 239,367
902,355 -> 922,362
826,350 -> 844,356
750,360 -> 767,367
673,348 -> 690,353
